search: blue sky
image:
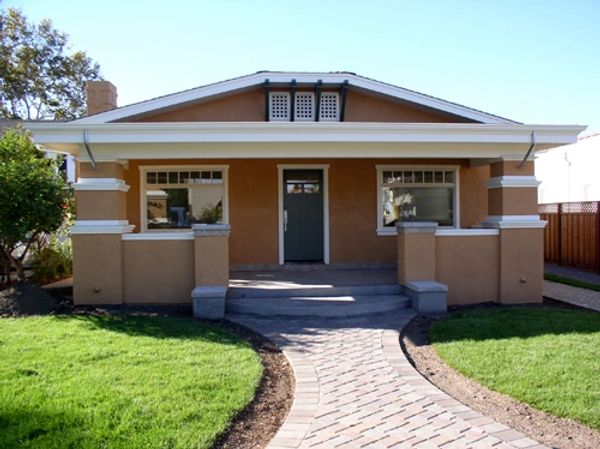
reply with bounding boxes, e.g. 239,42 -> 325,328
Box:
7,0 -> 600,133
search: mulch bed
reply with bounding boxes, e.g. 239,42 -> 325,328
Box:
400,301 -> 600,449
0,283 -> 294,449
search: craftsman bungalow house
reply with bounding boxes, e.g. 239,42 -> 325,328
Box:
28,72 -> 584,307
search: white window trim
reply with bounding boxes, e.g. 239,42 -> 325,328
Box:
376,165 -> 460,236
277,164 -> 330,265
139,165 -> 229,232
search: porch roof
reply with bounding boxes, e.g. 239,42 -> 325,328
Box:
26,121 -> 585,160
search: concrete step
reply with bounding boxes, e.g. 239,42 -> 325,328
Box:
226,294 -> 410,317
227,283 -> 403,299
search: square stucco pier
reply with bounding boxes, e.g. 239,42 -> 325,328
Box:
405,280 -> 448,314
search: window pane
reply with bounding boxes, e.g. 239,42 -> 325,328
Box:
415,171 -> 424,183
303,183 -> 319,194
434,171 -> 444,183
212,171 -> 222,180
180,172 -> 190,183
147,188 -> 191,229
383,171 -> 393,184
444,171 -> 454,183
382,187 -> 453,227
147,172 -> 157,184
157,172 -> 167,184
168,172 -> 178,184
190,171 -> 201,183
424,171 -> 433,183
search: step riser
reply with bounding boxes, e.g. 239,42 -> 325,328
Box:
226,296 -> 410,317
227,284 -> 403,299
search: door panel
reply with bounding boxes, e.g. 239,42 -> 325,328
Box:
283,170 -> 324,262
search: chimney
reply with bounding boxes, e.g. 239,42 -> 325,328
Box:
86,80 -> 118,115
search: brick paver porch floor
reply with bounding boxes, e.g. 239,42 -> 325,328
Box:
229,312 -> 547,449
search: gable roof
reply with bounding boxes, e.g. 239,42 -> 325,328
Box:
73,71 -> 517,125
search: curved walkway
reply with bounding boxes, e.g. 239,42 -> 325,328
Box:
229,312 -> 548,449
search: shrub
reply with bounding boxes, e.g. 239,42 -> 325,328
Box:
32,237 -> 72,284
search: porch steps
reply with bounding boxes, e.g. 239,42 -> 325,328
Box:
226,284 -> 410,317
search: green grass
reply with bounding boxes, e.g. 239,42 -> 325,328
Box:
430,308 -> 600,430
0,315 -> 263,449
544,272 -> 600,292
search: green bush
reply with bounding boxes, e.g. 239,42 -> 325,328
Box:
32,237 -> 72,284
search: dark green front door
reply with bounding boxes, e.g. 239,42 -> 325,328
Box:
283,170 -> 324,262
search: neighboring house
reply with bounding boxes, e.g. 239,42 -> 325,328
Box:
536,133 -> 600,204
28,72 -> 584,306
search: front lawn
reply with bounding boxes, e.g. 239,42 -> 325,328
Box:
0,315 -> 262,449
430,308 -> 600,430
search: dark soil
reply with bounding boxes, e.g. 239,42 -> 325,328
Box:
401,302 -> 600,449
213,320 -> 294,449
0,287 -> 293,449
0,281 -> 72,317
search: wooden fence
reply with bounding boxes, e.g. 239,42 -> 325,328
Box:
539,201 -> 600,272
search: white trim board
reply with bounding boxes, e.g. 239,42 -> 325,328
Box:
70,71 -> 516,125
74,177 -> 130,192
278,164 -> 330,265
122,232 -> 194,241
487,176 -> 541,189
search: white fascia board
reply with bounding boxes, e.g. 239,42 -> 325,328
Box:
26,122 -> 586,146
70,72 -> 515,125
481,215 -> 547,229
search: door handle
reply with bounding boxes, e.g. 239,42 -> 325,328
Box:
284,210 -> 288,232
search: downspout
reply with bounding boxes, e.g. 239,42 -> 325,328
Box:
518,131 -> 536,167
83,128 -> 98,170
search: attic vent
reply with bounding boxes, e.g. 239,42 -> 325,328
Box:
269,92 -> 290,121
319,93 -> 339,121
294,93 -> 315,121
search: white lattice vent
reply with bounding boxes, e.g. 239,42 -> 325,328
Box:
294,93 -> 315,121
320,93 -> 339,121
269,93 -> 290,121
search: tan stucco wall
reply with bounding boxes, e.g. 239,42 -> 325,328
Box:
490,160 -> 534,177
499,229 -> 544,303
436,235 -> 499,304
123,158 -> 486,266
135,88 -> 265,122
397,231 -> 437,283
195,236 -> 229,285
344,90 -> 469,123
72,234 -> 123,304
459,165 -> 489,227
488,188 -> 539,216
122,240 -> 194,303
80,162 -> 124,179
129,87 -> 472,123
76,190 -> 128,220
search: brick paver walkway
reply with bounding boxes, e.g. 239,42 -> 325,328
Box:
229,312 -> 548,449
543,280 -> 600,312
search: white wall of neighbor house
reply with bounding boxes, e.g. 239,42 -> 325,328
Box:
536,133 -> 600,204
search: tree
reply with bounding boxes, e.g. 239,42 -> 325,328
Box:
0,7 -> 102,120
0,127 -> 68,281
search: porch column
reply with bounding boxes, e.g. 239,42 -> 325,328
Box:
191,224 -> 231,319
71,161 -> 133,304
396,222 -> 438,284
482,159 -> 546,304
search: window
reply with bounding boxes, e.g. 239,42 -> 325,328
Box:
376,166 -> 458,234
141,166 -> 228,231
269,92 -> 340,121
294,93 -> 315,121
269,93 -> 290,121
319,93 -> 339,121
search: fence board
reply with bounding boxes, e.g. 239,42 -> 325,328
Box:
539,201 -> 599,272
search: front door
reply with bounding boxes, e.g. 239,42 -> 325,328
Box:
283,170 -> 324,262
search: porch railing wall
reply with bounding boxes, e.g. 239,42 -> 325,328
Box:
539,201 -> 600,272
